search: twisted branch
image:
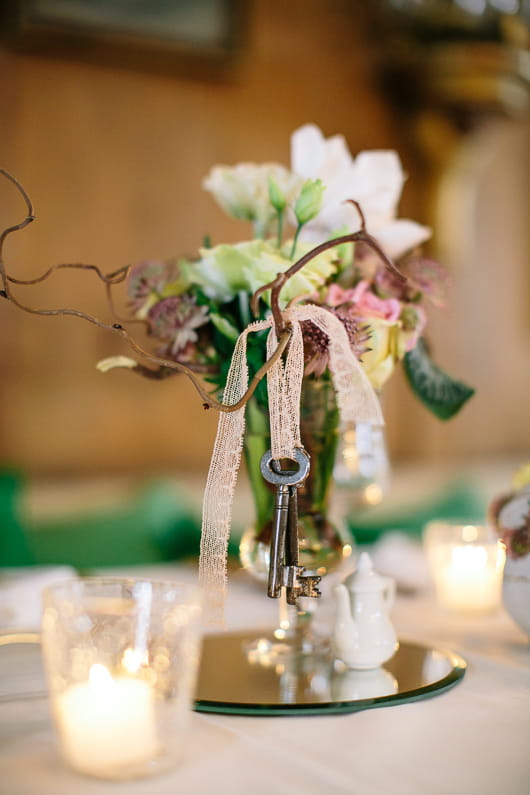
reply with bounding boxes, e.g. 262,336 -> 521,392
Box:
251,199 -> 406,333
0,168 -> 293,412
7,262 -> 129,286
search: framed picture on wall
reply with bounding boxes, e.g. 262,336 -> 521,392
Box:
1,0 -> 246,75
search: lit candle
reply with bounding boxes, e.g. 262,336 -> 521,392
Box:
436,544 -> 503,611
425,523 -> 505,613
55,664 -> 158,776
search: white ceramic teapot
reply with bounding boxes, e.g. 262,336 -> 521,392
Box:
331,551 -> 398,669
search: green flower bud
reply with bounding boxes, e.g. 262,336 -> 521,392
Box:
268,176 -> 286,212
294,179 -> 325,226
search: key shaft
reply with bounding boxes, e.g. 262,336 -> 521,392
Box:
268,484 -> 289,598
285,485 -> 300,605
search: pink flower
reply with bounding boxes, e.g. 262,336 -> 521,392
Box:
351,281 -> 402,322
326,283 -> 350,307
326,281 -> 401,322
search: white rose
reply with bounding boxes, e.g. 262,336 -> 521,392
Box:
203,163 -> 303,238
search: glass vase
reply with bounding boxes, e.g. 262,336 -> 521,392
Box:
333,421 -> 390,510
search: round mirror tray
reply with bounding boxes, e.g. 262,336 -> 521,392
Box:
195,631 -> 467,716
0,631 -> 466,717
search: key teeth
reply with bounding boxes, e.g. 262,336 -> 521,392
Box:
297,574 -> 322,599
280,568 -> 322,600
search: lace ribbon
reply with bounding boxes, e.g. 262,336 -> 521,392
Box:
199,306 -> 384,625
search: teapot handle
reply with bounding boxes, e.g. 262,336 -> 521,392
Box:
383,577 -> 396,611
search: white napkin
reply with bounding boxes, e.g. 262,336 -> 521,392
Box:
0,566 -> 77,630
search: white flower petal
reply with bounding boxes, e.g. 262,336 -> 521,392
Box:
96,356 -> 137,373
291,124 -> 354,198
371,219 -> 431,259
291,124 -> 326,178
350,151 -> 405,222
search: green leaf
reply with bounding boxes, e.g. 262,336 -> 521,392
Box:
209,313 -> 239,343
403,338 -> 475,420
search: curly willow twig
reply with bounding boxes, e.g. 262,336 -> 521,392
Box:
0,168 -> 292,412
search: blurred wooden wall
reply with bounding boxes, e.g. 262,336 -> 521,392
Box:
0,0 -> 528,478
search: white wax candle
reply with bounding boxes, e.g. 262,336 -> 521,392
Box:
55,664 -> 158,776
436,544 -> 503,612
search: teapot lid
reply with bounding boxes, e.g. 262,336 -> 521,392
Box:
345,552 -> 389,592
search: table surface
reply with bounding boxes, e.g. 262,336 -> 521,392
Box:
0,560 -> 529,795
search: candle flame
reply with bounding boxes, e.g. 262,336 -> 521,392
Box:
88,663 -> 113,693
462,525 -> 479,543
121,647 -> 148,674
451,545 -> 487,572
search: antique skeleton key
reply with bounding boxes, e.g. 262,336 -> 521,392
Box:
260,448 -> 309,598
260,447 -> 321,603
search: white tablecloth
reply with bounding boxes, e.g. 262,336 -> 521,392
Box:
1,563 -> 529,795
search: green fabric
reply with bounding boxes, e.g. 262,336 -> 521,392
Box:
347,480 -> 486,546
0,470 -> 35,566
1,469 -> 486,569
26,480 -> 202,569
0,472 -> 242,569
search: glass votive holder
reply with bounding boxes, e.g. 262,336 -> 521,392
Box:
41,577 -> 202,780
423,522 -> 505,613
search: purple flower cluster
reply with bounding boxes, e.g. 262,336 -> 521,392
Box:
127,260 -> 180,310
147,295 -> 209,360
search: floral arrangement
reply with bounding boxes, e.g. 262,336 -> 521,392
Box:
0,127 -> 475,623
123,124 -> 473,418
489,464 -> 530,558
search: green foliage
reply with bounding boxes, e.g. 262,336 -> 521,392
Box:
209,313 -> 239,343
403,338 -> 475,420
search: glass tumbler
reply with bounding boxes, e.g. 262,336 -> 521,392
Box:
41,577 -> 202,780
